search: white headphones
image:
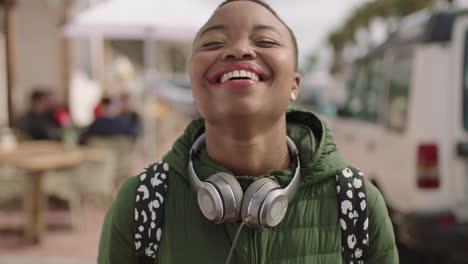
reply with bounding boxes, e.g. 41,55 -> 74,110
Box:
188,133 -> 301,229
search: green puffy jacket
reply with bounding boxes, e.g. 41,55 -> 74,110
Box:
98,110 -> 398,264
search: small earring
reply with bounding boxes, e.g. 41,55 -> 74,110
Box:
290,92 -> 297,101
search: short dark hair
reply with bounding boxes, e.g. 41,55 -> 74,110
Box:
30,89 -> 48,103
217,0 -> 299,70
101,97 -> 113,106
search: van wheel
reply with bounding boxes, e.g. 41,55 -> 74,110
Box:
396,235 -> 450,264
372,182 -> 449,264
389,206 -> 427,264
397,238 -> 426,264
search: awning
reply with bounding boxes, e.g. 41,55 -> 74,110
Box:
62,0 -> 214,41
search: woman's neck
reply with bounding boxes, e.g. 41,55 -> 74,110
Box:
204,115 -> 291,176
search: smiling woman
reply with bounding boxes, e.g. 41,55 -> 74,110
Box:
97,1 -> 398,264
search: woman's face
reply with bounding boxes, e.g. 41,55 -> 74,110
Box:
189,1 -> 300,123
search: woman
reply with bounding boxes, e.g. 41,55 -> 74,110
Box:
98,1 -> 398,263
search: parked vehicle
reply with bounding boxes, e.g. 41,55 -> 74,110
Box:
328,8 -> 468,262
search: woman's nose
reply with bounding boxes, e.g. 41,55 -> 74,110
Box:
223,41 -> 256,60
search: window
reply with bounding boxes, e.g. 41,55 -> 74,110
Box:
463,30 -> 468,130
342,57 -> 384,123
364,59 -> 384,122
346,64 -> 369,117
386,50 -> 413,131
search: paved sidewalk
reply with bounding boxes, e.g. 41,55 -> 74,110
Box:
0,256 -> 94,264
0,204 -> 105,264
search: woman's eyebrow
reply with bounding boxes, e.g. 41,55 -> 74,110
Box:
199,24 -> 281,38
253,25 -> 281,36
199,24 -> 226,37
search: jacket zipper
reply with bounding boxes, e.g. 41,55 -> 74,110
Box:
252,229 -> 258,264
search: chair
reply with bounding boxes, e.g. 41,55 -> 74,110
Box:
42,147 -> 118,231
43,164 -> 85,231
74,148 -> 117,204
0,166 -> 27,208
0,166 -> 28,231
86,135 -> 137,191
1,160 -> 85,231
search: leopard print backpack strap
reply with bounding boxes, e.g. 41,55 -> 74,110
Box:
336,166 -> 369,264
134,160 -> 170,260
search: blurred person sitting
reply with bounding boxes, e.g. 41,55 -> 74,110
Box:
17,89 -> 61,140
80,97 -> 138,144
119,93 -> 141,134
47,91 -> 73,129
93,100 -> 103,120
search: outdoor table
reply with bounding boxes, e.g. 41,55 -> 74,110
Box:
0,140 -> 86,244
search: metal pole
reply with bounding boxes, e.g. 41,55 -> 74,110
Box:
61,0 -> 74,109
143,28 -> 157,161
3,0 -> 16,127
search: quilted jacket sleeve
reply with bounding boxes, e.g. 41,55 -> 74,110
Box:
98,176 -> 140,264
364,180 -> 399,263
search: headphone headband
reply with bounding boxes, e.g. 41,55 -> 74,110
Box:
188,133 -> 301,199
187,133 -> 301,227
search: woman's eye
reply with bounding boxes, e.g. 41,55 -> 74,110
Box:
201,42 -> 224,48
256,40 -> 279,47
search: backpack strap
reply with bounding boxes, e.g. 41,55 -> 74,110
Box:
134,160 -> 170,261
336,166 -> 369,264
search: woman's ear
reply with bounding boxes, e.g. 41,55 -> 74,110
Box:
290,73 -> 301,101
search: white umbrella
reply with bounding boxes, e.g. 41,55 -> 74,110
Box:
63,0 -> 214,40
62,0 -> 215,91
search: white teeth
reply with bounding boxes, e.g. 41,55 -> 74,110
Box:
219,70 -> 260,83
221,74 -> 228,83
250,72 -> 258,81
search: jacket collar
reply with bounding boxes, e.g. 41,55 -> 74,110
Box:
163,109 -> 349,189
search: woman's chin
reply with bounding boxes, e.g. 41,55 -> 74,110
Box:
205,107 -> 287,125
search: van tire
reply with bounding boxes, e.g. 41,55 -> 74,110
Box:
370,180 -> 439,264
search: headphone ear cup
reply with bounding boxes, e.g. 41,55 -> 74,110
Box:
241,178 -> 281,228
258,189 -> 288,228
205,172 -> 242,222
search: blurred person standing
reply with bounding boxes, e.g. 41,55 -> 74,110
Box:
17,89 -> 61,140
80,97 -> 138,144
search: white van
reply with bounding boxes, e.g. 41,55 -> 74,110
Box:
327,8 -> 468,262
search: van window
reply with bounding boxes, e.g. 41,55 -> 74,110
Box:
347,65 -> 369,117
386,51 -> 413,132
463,30 -> 468,130
365,59 -> 384,122
343,58 -> 383,123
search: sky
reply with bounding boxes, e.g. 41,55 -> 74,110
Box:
262,0 -> 366,58
264,0 -> 468,67
252,0 -> 369,69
